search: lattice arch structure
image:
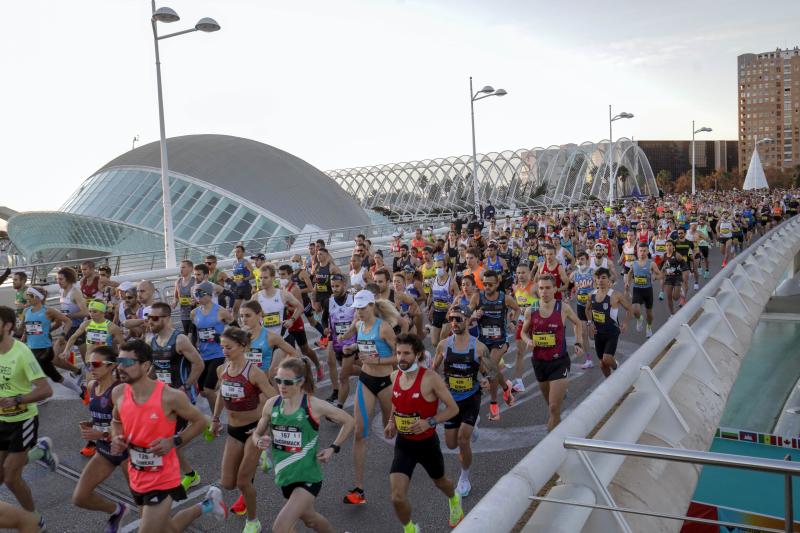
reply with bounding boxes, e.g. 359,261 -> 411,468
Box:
326,139 -> 658,215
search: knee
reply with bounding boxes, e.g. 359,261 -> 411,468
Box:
71,489 -> 88,508
457,433 -> 471,449
220,476 -> 237,491
390,488 -> 407,507
302,514 -> 321,529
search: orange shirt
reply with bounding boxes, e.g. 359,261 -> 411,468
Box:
463,264 -> 485,290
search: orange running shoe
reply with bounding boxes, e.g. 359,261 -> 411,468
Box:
80,442 -> 96,457
230,493 -> 247,516
503,382 -> 515,406
488,402 -> 500,421
343,487 -> 366,505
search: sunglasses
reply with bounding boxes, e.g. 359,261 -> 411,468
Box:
193,291 -> 208,298
86,361 -> 114,369
448,316 -> 465,323
205,261 -> 215,265
274,376 -> 303,386
148,315 -> 168,321
117,358 -> 140,368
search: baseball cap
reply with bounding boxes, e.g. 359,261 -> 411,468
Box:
448,304 -> 472,318
352,289 -> 375,309
403,264 -> 416,274
250,253 -> 266,260
194,281 -> 215,296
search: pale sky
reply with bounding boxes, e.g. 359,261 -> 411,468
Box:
2,0 -> 799,212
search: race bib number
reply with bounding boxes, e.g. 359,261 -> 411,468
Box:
394,413 -> 419,435
433,300 -> 449,311
592,310 -> 606,324
481,326 -> 502,339
233,274 -> 244,282
0,403 -> 27,416
179,296 -> 192,306
245,350 -> 263,365
221,381 -> 245,400
198,328 -> 216,342
533,332 -> 556,348
334,321 -> 351,336
263,312 -> 281,327
25,321 -> 44,336
315,284 -> 328,293
357,340 -> 377,356
130,445 -> 163,471
155,371 -> 172,385
86,330 -> 107,345
655,244 -> 666,252
272,427 -> 302,452
634,276 -> 648,286
448,375 -> 473,392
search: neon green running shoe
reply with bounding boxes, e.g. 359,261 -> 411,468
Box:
181,471 -> 201,491
259,450 -> 272,473
448,492 -> 463,528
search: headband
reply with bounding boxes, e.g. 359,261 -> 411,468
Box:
25,287 -> 45,300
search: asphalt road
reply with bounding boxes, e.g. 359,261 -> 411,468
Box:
1,244 -> 731,533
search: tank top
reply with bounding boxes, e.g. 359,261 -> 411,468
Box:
590,289 -> 619,333
247,326 -> 273,370
463,264 -> 485,290
193,304 -> 224,360
271,395 -> 321,486
718,221 -> 733,238
392,367 -> 438,441
177,277 -> 195,321
257,289 -> 284,335
632,259 -> 652,289
540,261 -> 563,299
349,267 -> 367,290
443,336 -> 480,401
85,320 -> 112,346
24,307 -> 52,349
284,282 -> 305,333
293,272 -> 311,306
356,318 -> 392,359
120,381 -> 180,493
232,259 -> 251,287
329,294 -> 356,351
314,264 -> 332,296
89,381 -> 121,438
60,286 -> 82,328
560,238 -> 574,257
421,263 -> 436,294
478,291 -> 506,344
220,361 -> 260,412
622,242 -> 636,267
589,256 -> 609,270
431,276 -> 453,313
514,282 -> 539,322
652,239 -> 668,257
80,276 -> 101,303
150,329 -> 185,388
529,301 -> 567,361
573,268 -> 595,307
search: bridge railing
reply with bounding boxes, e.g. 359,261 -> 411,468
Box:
455,215 -> 800,533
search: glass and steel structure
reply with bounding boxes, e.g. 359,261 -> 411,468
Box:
327,139 -> 658,215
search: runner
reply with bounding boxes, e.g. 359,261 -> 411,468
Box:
110,339 -> 227,532
311,247 -> 342,349
0,306 -> 59,532
340,290 -> 398,505
12,272 -> 27,338
251,357 -> 354,533
537,244 -> 569,299
571,252 -> 596,370
521,274 -> 584,430
469,269 -> 519,421
660,241 -> 688,316
433,305 -> 492,498
588,268 -> 634,378
289,254 -> 327,342
53,267 -> 88,379
231,245 -> 255,320
191,281 -> 233,414
625,243 -> 662,338
239,300 -> 298,380
387,334 -> 464,532
428,254 -> 456,348
277,264 -> 322,379
211,327 -> 275,532
79,261 -> 104,305
717,210 -> 734,268
512,262 -> 538,391
72,345 -> 130,532
673,227 -> 696,304
173,260 -> 196,342
322,274 -> 356,408
62,301 -> 124,361
0,502 -> 39,533
148,301 -> 205,491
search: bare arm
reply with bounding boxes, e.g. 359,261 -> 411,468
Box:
109,323 -> 124,350
176,334 -> 204,388
429,372 -> 459,424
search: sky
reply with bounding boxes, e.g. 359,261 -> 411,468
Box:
2,0 -> 799,212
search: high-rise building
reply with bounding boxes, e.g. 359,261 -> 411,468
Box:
738,47 -> 800,172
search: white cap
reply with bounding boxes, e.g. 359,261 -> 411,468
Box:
392,231 -> 400,238
352,289 -> 375,309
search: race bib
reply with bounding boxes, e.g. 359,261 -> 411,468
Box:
198,328 -> 216,342
0,403 -> 27,416
25,321 -> 44,336
357,340 -> 378,356
155,371 -> 172,385
263,312 -> 281,327
315,284 -> 328,293
633,276 -> 648,286
233,274 -> 244,282
655,244 -> 666,252
448,375 -> 473,392
433,300 -> 449,311
221,381 -> 245,400
481,326 -> 502,339
394,413 -> 419,435
129,445 -> 163,471
86,330 -> 107,345
334,321 -> 351,336
592,310 -> 606,324
93,422 -> 110,435
245,349 -> 263,365
533,332 -> 556,348
272,427 -> 302,452
179,296 -> 192,306
577,293 -> 589,304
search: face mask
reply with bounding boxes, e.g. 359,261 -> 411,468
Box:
401,361 -> 419,373
291,261 -> 301,271
279,278 -> 289,288
436,267 -> 446,277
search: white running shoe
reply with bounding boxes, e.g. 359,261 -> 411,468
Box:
512,378 -> 525,393
693,282 -> 700,291
203,486 -> 228,521
580,359 -> 594,370
636,315 -> 644,332
455,477 -> 472,498
646,325 -> 654,338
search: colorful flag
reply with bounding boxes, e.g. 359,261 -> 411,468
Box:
721,429 -> 739,440
739,431 -> 757,442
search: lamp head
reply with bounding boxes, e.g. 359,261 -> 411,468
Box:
698,127 -> 712,133
152,6 -> 180,23
195,17 -> 221,32
480,85 -> 495,94
494,88 -> 507,96
619,112 -> 634,119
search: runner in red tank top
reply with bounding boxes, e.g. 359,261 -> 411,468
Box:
536,244 -> 568,300
111,339 -> 227,531
385,334 -> 463,531
278,264 -> 324,381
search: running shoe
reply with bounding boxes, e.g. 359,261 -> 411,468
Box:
658,291 -> 665,301
448,492 -> 464,528
315,365 -> 324,381
325,390 -> 339,404
80,441 -> 96,457
722,260 -> 727,268
203,425 -> 216,442
38,516 -> 46,533
343,487 -> 366,505
319,336 -> 329,349
201,486 -> 228,521
104,503 -> 128,533
403,522 -> 421,533
703,269 -> 709,279
471,416 -> 480,443
243,519 -> 262,533
181,471 -> 201,491
502,382 -> 515,406
230,493 -> 247,516
512,378 -> 525,393
488,402 -> 500,421
455,477 -> 471,498
646,325 -> 654,338
259,450 -> 272,473
679,295 -> 686,307
36,437 -> 59,472
693,282 -> 700,291
636,315 -> 644,332
580,359 -> 594,370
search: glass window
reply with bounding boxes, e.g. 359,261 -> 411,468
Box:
128,185 -> 162,226
171,185 -> 204,227
176,193 -> 220,241
196,201 -> 237,244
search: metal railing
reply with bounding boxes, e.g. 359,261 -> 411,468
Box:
456,215 -> 800,533
527,438 -> 797,533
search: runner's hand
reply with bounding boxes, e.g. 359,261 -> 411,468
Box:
58,351 -> 70,361
111,435 -> 128,455
620,322 -> 628,334
253,433 -> 271,450
148,438 -> 174,456
317,447 -> 334,463
411,419 -> 432,434
384,422 -> 397,439
211,418 -> 222,437
79,426 -> 104,441
0,397 -> 16,409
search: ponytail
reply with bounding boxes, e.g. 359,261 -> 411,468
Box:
373,299 -> 400,328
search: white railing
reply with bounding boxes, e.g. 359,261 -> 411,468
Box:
456,215 -> 800,533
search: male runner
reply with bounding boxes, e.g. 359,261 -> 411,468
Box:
511,262 -> 538,391
174,260 -> 196,342
191,281 -> 232,414
589,268 -> 634,378
385,334 -> 463,533
625,243 -> 662,338
230,244 -> 255,320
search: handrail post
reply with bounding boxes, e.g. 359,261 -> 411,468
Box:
785,454 -> 794,533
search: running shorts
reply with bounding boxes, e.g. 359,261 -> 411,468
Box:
532,357 -> 570,382
632,287 -> 654,309
235,284 -> 252,301
285,329 -> 308,348
358,373 -> 392,397
390,433 -> 445,480
131,485 -> 187,507
227,421 -> 258,445
594,330 -> 620,358
280,480 -> 322,499
31,347 -> 61,383
430,310 -> 447,329
444,392 -> 481,430
198,357 -> 225,391
0,416 -> 38,453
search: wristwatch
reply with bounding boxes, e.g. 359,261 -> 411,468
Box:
14,395 -> 23,406
427,417 -> 438,429
329,443 -> 341,454
173,435 -> 183,447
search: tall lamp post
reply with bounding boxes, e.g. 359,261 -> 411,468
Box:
151,3 -> 220,268
691,121 -> 712,195
470,77 -> 506,218
608,105 -> 634,203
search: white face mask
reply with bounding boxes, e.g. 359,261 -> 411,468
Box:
436,267 -> 446,277
291,261 -> 301,271
279,278 -> 289,288
402,361 -> 419,373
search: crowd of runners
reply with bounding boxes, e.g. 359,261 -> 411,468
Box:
0,189 -> 798,533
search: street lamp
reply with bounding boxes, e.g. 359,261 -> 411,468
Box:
470,77 -> 507,217
608,105 -> 634,203
691,121 -> 712,195
151,2 -> 220,268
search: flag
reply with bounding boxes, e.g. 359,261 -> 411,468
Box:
759,434 -> 771,445
721,429 -> 739,440
739,431 -> 757,443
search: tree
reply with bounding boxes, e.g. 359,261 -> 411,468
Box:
656,170 -> 672,192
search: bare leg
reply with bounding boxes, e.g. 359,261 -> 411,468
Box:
390,473 -> 413,526
72,453 -> 119,514
1,451 -> 35,511
274,487 -> 332,533
0,502 -> 39,533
